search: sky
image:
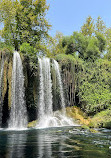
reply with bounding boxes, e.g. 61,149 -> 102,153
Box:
46,0 -> 111,36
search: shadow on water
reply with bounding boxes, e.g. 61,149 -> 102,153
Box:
0,127 -> 111,158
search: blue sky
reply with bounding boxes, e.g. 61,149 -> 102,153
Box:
46,0 -> 111,36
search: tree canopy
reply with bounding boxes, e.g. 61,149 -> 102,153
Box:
0,0 -> 51,51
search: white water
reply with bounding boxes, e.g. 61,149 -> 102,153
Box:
38,57 -> 53,117
8,51 -> 28,129
37,111 -> 74,128
0,55 -> 4,127
52,60 -> 74,127
37,57 -> 53,127
37,57 -> 74,128
53,59 -> 65,112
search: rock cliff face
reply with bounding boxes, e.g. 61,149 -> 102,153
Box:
0,51 -> 12,126
23,55 -> 39,122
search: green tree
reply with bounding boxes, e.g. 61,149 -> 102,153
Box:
85,37 -> 100,60
62,32 -> 88,57
105,28 -> 111,58
95,32 -> 106,53
79,60 -> 111,114
95,16 -> 106,33
46,32 -> 67,58
0,0 -> 50,51
0,0 -> 17,47
62,31 -> 103,61
81,16 -> 94,36
62,35 -> 75,55
72,32 -> 88,58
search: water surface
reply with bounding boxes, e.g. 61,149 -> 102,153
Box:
0,127 -> 111,158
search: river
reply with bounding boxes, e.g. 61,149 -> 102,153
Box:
0,127 -> 111,158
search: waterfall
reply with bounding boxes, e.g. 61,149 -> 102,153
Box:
37,57 -> 53,127
0,55 -> 4,127
38,57 -> 45,118
53,59 -> 65,112
8,51 -> 28,129
37,57 -> 74,128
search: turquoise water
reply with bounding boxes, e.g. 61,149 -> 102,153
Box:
0,127 -> 111,158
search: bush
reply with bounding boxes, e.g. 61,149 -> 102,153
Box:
0,42 -> 14,54
20,43 -> 34,56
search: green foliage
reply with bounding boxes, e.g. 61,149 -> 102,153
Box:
0,42 -> 14,54
85,37 -> 100,60
95,32 -> 106,52
61,31 -> 106,61
20,43 -> 34,56
104,51 -> 111,61
79,60 -> 111,114
0,0 -> 50,50
73,32 -> 88,58
62,32 -> 88,58
95,16 -> 106,33
90,109 -> 111,128
62,35 -> 75,55
105,28 -> 111,58
79,81 -> 111,114
46,32 -> 66,58
55,53 -> 76,65
81,16 -> 94,36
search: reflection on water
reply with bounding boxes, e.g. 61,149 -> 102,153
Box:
0,127 -> 111,158
7,132 -> 27,158
37,132 -> 52,158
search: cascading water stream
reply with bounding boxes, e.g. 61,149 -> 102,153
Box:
37,57 -> 74,128
0,55 -> 4,127
38,57 -> 45,118
37,57 -> 53,127
8,51 -> 28,129
41,58 -> 53,115
53,59 -> 65,113
52,59 -> 74,126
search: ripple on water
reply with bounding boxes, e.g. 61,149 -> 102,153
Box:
0,127 -> 111,158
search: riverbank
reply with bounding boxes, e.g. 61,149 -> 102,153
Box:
66,106 -> 111,129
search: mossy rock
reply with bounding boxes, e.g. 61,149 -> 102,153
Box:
27,120 -> 37,128
66,106 -> 91,126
